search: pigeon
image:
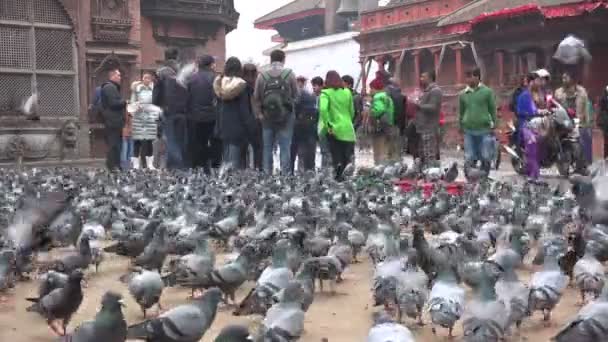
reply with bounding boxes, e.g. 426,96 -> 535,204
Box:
103,219 -> 160,258
203,245 -> 257,305
214,324 -> 251,342
126,287 -> 223,342
49,234 -> 92,274
126,268 -> 164,318
29,270 -> 68,303
21,93 -> 40,120
553,283 -> 608,342
427,261 -> 465,338
528,245 -> 569,324
63,291 -> 127,342
367,311 -> 416,342
573,247 -> 605,304
163,235 -> 216,296
26,269 -> 84,336
134,226 -> 169,272
259,281 -> 306,341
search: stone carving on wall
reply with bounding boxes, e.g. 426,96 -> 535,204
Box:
91,0 -> 132,42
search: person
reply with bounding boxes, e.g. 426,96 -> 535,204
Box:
342,75 -> 363,129
555,71 -> 591,166
369,77 -> 396,164
459,68 -> 497,175
121,106 -> 134,170
153,48 -> 189,170
100,68 -> 127,170
312,76 -> 330,168
385,77 -> 407,147
130,72 -> 159,169
254,49 -> 299,175
242,63 -> 263,170
599,86 -> 608,159
516,73 -> 544,181
318,70 -> 355,181
186,55 -> 221,173
213,57 -> 257,169
290,76 -> 318,173
414,70 -> 443,166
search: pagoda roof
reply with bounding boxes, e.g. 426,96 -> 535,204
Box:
438,0 -> 587,27
255,0 -> 325,29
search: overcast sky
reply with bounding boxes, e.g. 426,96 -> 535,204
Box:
226,0 -> 292,64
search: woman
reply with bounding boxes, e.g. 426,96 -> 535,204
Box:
369,78 -> 396,164
242,63 -> 263,170
599,86 -> 608,159
213,57 -> 256,169
516,73 -> 544,181
318,70 -> 355,181
130,72 -> 159,169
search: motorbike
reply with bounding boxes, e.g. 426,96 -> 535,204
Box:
503,98 -> 585,177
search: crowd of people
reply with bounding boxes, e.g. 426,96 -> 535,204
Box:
94,46 -> 603,181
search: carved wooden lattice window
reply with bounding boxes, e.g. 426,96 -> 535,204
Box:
0,0 -> 78,117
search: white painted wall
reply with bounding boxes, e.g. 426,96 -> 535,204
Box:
279,32 -> 378,92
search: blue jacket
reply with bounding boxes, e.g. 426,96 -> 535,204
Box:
516,89 -> 537,121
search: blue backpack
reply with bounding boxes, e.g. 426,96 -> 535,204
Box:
90,85 -> 105,121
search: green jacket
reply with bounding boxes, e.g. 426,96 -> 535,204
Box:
318,88 -> 356,142
371,91 -> 395,126
459,84 -> 497,132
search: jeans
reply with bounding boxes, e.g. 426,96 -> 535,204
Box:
327,135 -> 354,181
225,143 -> 243,169
580,127 -> 593,165
290,136 -> 317,173
120,137 -> 134,169
104,127 -> 122,171
318,134 -> 332,168
163,115 -> 188,170
187,120 -> 222,173
263,114 -> 295,175
464,131 -> 495,170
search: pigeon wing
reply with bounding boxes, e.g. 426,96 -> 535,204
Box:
159,305 -> 205,341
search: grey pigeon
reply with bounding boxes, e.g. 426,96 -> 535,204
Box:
163,236 -> 215,296
63,291 -> 127,342
528,245 -> 569,324
50,234 -> 92,273
127,268 -> 164,318
26,269 -> 84,336
126,287 -> 223,342
260,281 -> 306,341
29,270 -> 68,303
202,245 -> 257,305
367,311 -> 416,342
134,226 -> 168,272
214,324 -> 251,342
553,283 -> 608,341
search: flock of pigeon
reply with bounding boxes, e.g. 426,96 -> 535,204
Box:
0,159 -> 608,341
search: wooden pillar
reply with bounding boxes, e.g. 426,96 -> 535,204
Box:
412,50 -> 421,83
430,47 -> 442,82
360,57 -> 372,96
495,50 -> 505,86
453,46 -> 464,84
394,51 -> 406,86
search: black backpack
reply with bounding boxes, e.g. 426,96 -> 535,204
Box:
261,69 -> 293,125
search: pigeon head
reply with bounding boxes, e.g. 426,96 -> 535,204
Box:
68,269 -> 85,283
101,291 -> 126,310
200,287 -> 223,305
214,324 -> 251,342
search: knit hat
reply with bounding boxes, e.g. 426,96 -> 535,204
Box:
370,78 -> 385,90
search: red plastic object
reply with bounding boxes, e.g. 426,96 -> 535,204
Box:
395,179 -> 465,198
446,182 -> 465,196
395,180 -> 416,193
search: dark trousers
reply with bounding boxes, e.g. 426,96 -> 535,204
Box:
240,130 -> 263,170
604,131 -> 608,159
188,120 -> 222,172
290,137 -> 317,173
327,135 -> 354,181
164,115 -> 188,170
104,127 -> 122,171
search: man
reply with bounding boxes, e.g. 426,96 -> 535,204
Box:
369,78 -> 396,164
100,68 -> 127,170
414,70 -> 443,167
312,76 -> 329,168
385,77 -> 407,136
290,76 -> 318,173
186,55 -> 221,173
153,48 -> 189,170
459,68 -> 497,174
555,70 -> 591,169
254,49 -> 299,175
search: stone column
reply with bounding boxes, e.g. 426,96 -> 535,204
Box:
360,57 -> 369,96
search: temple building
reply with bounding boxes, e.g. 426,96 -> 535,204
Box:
255,0 -> 378,88
0,0 -> 238,164
358,0 -> 608,147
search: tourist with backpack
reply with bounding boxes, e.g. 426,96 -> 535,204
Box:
290,76 -> 318,173
369,77 -> 397,164
99,68 -> 127,170
253,49 -> 299,175
319,71 -> 356,181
